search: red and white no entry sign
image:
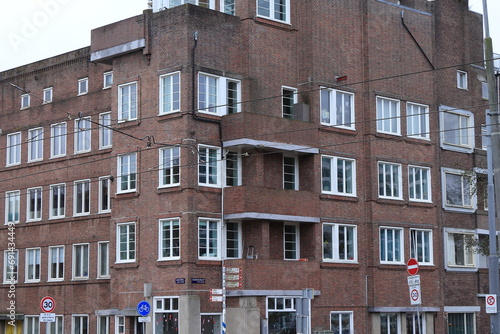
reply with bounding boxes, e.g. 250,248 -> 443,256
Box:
40,296 -> 56,313
407,258 -> 419,276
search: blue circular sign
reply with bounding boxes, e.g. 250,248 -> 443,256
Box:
137,301 -> 151,316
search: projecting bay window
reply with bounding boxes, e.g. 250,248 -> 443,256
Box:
117,153 -> 137,193
440,107 -> 474,153
6,132 -> 21,166
322,156 -> 356,197
320,88 -> 355,129
50,184 -> 66,219
28,127 -> 44,162
117,222 -> 136,263
74,180 -> 90,216
159,219 -> 180,261
75,117 -> 91,154
199,145 -> 221,187
51,122 -> 67,158
376,96 -> 400,135
5,190 -> 20,224
380,227 -> 404,264
160,72 -> 180,115
446,230 -> 475,269
159,147 -> 180,188
198,73 -> 240,116
282,87 -> 297,119
27,187 -> 42,222
118,82 -> 138,121
257,0 -> 290,24
323,223 -> 357,263
48,246 -> 64,281
442,168 -> 475,212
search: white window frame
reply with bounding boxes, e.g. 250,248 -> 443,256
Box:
380,313 -> 400,334
376,96 -> 400,135
408,165 -> 431,203
78,78 -> 88,96
159,72 -> 181,115
74,117 -> 91,154
103,71 -> 113,89
99,112 -> 112,149
28,127 -> 44,162
410,229 -> 433,266
198,72 -> 240,116
98,176 -> 112,213
6,132 -> 21,166
457,70 -> 468,90
321,155 -> 356,197
379,227 -> 404,264
115,316 -> 125,334
47,315 -> 64,334
221,0 -> 235,14
25,315 -> 40,334
266,297 -> 297,333
439,106 -> 474,153
446,313 -> 476,334
43,87 -> 53,104
3,250 -> 18,284
225,221 -> 242,259
153,296 -> 179,334
118,81 -> 138,121
153,0 -> 215,10
27,187 -> 42,222
257,0 -> 290,24
97,241 -> 110,278
97,316 -> 110,334
48,245 -> 64,281
50,122 -> 67,158
159,147 -> 180,188
5,190 -> 20,224
320,88 -> 355,129
72,315 -> 89,334
158,218 -> 181,261
21,93 -> 30,109
445,229 -> 476,270
406,102 -> 429,139
284,223 -> 299,260
282,86 -> 297,119
25,247 -> 41,283
198,145 -> 222,187
378,162 -> 403,200
116,222 -> 136,263
198,218 -> 222,260
117,153 -> 137,193
330,311 -> 354,334
74,180 -> 90,216
322,223 -> 358,263
72,243 -> 89,280
224,150 -> 242,187
283,155 -> 299,190
441,167 -> 476,213
50,183 -> 66,219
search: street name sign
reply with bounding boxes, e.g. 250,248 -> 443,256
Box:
407,275 -> 420,286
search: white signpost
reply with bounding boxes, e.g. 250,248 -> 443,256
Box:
486,294 -> 498,314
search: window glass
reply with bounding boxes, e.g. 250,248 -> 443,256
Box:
75,117 -> 91,153
103,72 -> 113,89
447,232 -> 475,268
198,146 -> 220,187
6,132 -> 21,166
321,88 -> 355,129
98,242 -> 110,278
5,190 -> 20,224
74,180 -> 90,216
160,147 -> 180,187
198,73 -> 240,116
283,156 -> 298,190
51,123 -> 67,158
330,312 -> 353,334
410,229 -> 432,265
323,224 -> 357,262
380,228 -> 403,263
408,166 -> 431,202
257,0 -> 290,23
378,162 -> 402,199
376,97 -> 400,135
159,219 -> 180,260
73,244 -> 89,279
198,219 -> 221,260
3,250 -> 18,283
27,187 -> 42,221
50,184 -> 66,219
26,248 -> 41,282
282,87 -> 297,119
322,156 -> 356,196
99,112 -> 112,149
448,313 -> 475,334
28,128 -> 44,162
160,72 -> 180,114
43,87 -> 53,104
78,78 -> 88,95
118,153 -> 137,193
284,224 -> 299,260
117,223 -> 136,262
49,246 -> 64,280
118,82 -> 138,121
407,102 -> 429,139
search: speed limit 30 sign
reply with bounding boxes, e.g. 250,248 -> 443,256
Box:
40,296 -> 56,313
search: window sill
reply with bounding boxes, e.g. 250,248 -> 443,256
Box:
321,262 -> 359,270
376,198 -> 405,205
157,186 -> 182,194
196,260 -> 222,266
319,126 -> 357,136
157,259 -> 182,267
404,136 -> 432,145
156,112 -> 185,123
320,194 -> 358,202
113,262 -> 139,269
254,16 -> 293,30
115,191 -> 140,200
407,201 -> 434,208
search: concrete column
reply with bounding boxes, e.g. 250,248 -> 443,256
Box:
179,295 -> 200,334
226,297 -> 260,334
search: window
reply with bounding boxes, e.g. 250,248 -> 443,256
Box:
410,229 -> 433,265
6,132 -> 21,166
406,313 -> 425,334
49,184 -> 66,219
376,96 -> 400,135
103,71 -> 113,89
3,250 -> 18,283
440,107 -> 474,152
25,316 -> 40,334
118,82 -> 138,121
448,313 -> 475,334
28,127 -> 44,162
75,117 -> 91,153
43,87 -> 53,104
380,227 -> 403,263
160,72 -> 180,114
407,102 -> 429,139
50,122 -> 67,158
47,315 -> 64,334
198,146 -> 221,187
321,156 -> 356,196
198,219 -> 221,260
267,297 -> 296,333
158,0 -> 214,9
225,150 -> 241,187
5,190 -> 20,224
201,314 -> 222,333
115,316 -> 125,334
97,316 -> 110,334
330,312 -> 353,334
282,87 -> 297,119
153,297 -> 179,334
482,81 -> 489,99
321,88 -> 355,129
442,168 -> 475,212
446,231 -> 475,268
226,222 -> 241,259
26,248 -> 41,282
73,244 -> 89,279
99,112 -> 112,149
21,93 -> 30,109
97,242 -> 110,278
457,70 -> 468,90
284,223 -> 299,260
323,223 -> 357,262
27,187 -> 42,222
198,73 -> 240,115
74,180 -> 90,216
408,166 -> 431,202
117,222 -> 136,263
159,147 -> 180,187
99,177 -> 111,213
283,156 -> 298,190
257,0 -> 290,23
380,313 -> 400,334
49,246 -> 64,281
378,162 -> 402,199
222,0 -> 235,14
78,78 -> 88,95
118,153 -> 137,193
159,219 -> 180,260
72,315 -> 89,334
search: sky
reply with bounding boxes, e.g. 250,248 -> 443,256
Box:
0,0 -> 498,72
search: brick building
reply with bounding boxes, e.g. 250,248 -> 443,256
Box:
0,0 -> 494,333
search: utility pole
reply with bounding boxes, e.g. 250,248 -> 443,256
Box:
483,0 -> 500,333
